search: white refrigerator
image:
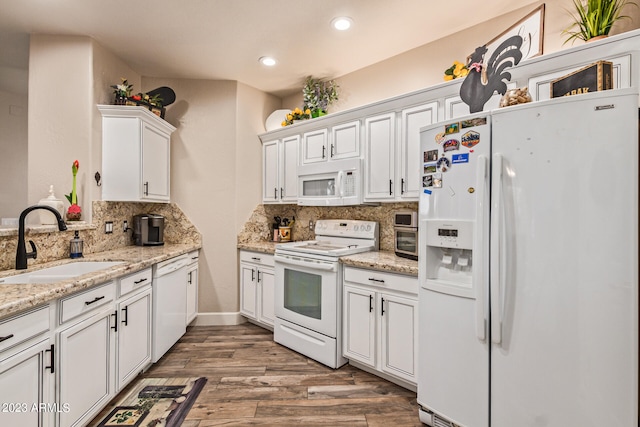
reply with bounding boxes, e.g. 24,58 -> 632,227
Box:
417,88 -> 638,427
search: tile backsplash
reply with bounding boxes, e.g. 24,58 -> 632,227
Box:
238,202 -> 419,252
0,201 -> 200,271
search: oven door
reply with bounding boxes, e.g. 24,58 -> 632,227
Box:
395,227 -> 419,259
274,253 -> 339,338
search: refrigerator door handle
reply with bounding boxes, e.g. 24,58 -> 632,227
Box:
474,154 -> 488,341
490,153 -> 505,345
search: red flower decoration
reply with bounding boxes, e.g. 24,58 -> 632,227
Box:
67,204 -> 82,214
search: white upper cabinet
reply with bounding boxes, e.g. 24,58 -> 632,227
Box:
330,120 -> 360,160
302,121 -> 360,164
262,135 -> 299,203
302,129 -> 328,164
364,112 -> 396,201
399,103 -> 438,199
99,105 -> 176,203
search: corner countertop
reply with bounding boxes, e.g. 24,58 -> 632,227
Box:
0,243 -> 200,320
238,241 -> 417,277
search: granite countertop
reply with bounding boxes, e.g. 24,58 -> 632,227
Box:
0,243 -> 200,320
238,241 -> 417,276
340,251 -> 418,276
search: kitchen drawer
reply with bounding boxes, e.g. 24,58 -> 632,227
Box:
344,266 -> 418,295
119,267 -> 152,297
240,251 -> 274,268
0,305 -> 50,354
59,281 -> 116,324
187,250 -> 199,265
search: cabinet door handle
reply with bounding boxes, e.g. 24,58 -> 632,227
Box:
257,270 -> 261,283
280,187 -> 284,198
122,306 -> 129,326
188,271 -> 192,285
251,268 -> 255,282
144,181 -> 149,196
330,144 -> 334,157
45,344 -> 55,374
111,310 -> 118,332
401,178 -> 405,194
322,145 -> 326,159
274,188 -> 278,199
0,334 -> 14,343
368,277 -> 385,283
381,297 -> 385,316
369,295 -> 373,313
85,295 -> 105,306
389,179 -> 393,195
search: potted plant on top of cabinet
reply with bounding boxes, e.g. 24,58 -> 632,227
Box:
303,76 -> 340,118
563,0 -> 637,44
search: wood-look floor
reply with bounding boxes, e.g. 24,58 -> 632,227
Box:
90,323 -> 422,426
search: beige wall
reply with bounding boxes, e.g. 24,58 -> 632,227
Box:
28,35 -> 93,221
282,0 -> 640,112
139,77 -> 279,317
0,90 -> 27,219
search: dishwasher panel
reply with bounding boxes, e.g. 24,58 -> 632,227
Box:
152,255 -> 188,362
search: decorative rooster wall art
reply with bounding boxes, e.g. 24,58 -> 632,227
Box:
460,35 -> 524,113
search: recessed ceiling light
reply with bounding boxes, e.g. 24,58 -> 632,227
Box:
259,56 -> 277,66
332,17 -> 353,31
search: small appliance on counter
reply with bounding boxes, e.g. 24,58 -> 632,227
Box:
133,213 -> 165,246
394,210 -> 418,260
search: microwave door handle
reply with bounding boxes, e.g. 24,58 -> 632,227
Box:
337,171 -> 344,197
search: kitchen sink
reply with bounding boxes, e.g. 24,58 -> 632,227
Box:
0,261 -> 124,284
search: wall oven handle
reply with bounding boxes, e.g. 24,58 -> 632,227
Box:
274,254 -> 337,272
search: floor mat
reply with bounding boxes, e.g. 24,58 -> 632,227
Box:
95,377 -> 207,427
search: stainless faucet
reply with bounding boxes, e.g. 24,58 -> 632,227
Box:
16,205 -> 67,270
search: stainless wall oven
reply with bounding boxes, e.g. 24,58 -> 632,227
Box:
394,210 -> 419,260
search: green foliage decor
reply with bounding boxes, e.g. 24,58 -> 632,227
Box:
563,0 -> 636,44
302,76 -> 339,117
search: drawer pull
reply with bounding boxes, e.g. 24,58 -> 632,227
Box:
0,334 -> 14,343
134,278 -> 148,284
368,278 -> 385,283
251,257 -> 261,261
85,295 -> 105,306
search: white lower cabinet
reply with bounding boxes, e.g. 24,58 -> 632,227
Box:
116,288 -> 152,390
57,282 -> 117,427
0,305 -> 53,427
186,250 -> 200,324
343,266 -> 418,387
239,251 -> 275,328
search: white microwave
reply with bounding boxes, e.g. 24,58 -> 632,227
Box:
297,158 -> 363,206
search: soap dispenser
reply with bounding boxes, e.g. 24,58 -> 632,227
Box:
70,231 -> 83,259
38,185 -> 64,225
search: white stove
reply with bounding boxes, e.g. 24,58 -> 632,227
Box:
276,219 -> 379,259
273,219 -> 379,368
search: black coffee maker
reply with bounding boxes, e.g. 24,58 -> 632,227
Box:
133,214 -> 165,246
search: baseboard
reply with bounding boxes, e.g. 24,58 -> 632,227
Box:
348,360 -> 417,392
191,312 -> 247,326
